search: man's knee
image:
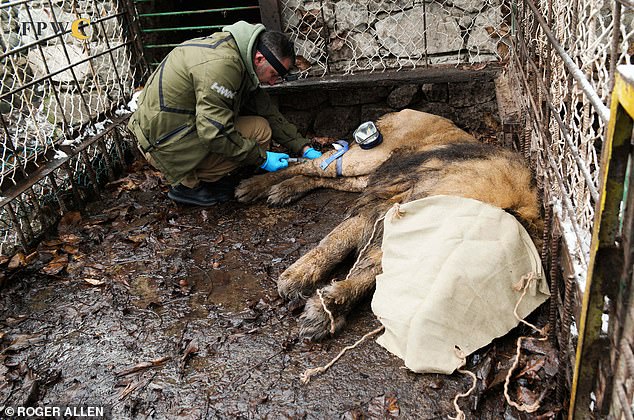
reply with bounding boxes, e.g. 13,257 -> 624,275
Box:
236,116 -> 272,147
254,117 -> 272,146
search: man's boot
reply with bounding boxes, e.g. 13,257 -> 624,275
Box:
167,184 -> 229,206
203,175 -> 240,197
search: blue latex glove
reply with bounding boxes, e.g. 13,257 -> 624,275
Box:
303,147 -> 322,159
261,151 -> 289,172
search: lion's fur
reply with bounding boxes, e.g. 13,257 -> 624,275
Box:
235,109 -> 541,340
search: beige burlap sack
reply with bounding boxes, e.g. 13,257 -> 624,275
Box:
371,195 -> 550,374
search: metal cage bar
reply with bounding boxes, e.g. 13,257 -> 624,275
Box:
0,0 -> 147,256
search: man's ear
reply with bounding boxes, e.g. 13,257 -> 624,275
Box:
254,51 -> 266,66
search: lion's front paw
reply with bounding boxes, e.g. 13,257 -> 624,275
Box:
299,292 -> 346,341
267,182 -> 298,206
277,269 -> 317,301
235,176 -> 274,203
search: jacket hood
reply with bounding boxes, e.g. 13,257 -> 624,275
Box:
223,21 -> 266,90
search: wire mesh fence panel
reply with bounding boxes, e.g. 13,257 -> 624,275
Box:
0,0 -> 144,256
509,0 -> 634,414
278,0 -> 512,77
511,0 -> 633,286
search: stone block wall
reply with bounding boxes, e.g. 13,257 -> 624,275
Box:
270,79 -> 501,143
280,0 -> 509,76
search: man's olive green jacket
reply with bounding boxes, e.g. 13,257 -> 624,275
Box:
128,21 -> 309,184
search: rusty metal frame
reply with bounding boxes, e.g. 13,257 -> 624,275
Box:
0,116 -> 133,253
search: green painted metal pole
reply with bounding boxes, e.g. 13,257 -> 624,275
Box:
139,6 -> 259,18
141,25 -> 225,33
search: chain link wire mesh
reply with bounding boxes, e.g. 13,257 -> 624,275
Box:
509,0 -> 633,413
511,0 -> 632,285
0,0 -> 144,256
279,0 -> 512,77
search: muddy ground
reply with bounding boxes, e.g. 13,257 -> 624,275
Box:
1,159 -> 561,419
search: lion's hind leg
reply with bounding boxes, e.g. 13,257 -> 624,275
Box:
299,246 -> 382,341
277,214 -> 369,301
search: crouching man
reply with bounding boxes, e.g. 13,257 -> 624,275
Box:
128,21 -> 322,206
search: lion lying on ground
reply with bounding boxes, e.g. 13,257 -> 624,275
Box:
236,109 -> 541,341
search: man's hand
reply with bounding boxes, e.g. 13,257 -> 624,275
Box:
302,147 -> 322,159
261,151 -> 289,172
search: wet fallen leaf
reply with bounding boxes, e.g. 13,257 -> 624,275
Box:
367,395 -> 386,418
58,211 -> 82,233
82,266 -> 103,277
118,375 -> 152,401
41,239 -> 63,247
386,394 -> 400,417
138,172 -> 160,192
534,410 -> 559,419
84,278 -> 106,286
4,315 -> 28,327
522,337 -> 555,356
126,233 -> 148,244
42,254 -> 68,275
429,377 -> 444,389
4,333 -> 44,352
179,340 -> 199,371
115,356 -> 171,377
486,355 -> 515,390
341,408 -> 364,420
541,354 -> 560,377
516,357 -> 545,381
516,385 -> 539,406
59,233 -> 82,245
62,244 -> 79,254
107,177 -> 138,195
8,252 -> 26,269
